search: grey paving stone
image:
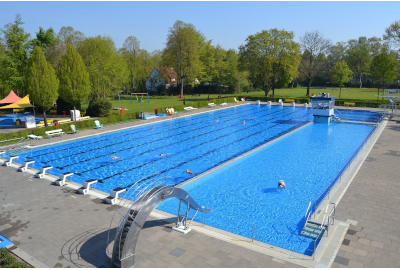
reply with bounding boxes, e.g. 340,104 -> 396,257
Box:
334,256 -> 350,266
170,248 -> 186,257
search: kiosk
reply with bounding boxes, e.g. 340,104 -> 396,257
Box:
310,93 -> 336,123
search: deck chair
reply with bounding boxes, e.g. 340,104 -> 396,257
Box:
94,120 -> 103,129
27,134 -> 43,140
70,124 -> 79,134
234,98 -> 239,103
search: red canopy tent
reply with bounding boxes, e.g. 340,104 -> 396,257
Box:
0,90 -> 21,104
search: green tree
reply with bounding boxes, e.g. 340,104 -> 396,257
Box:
0,14 -> 30,96
298,31 -> 332,96
57,45 -> 90,121
345,37 -> 372,88
239,29 -> 301,97
383,20 -> 400,48
162,20 -> 203,97
370,48 -> 398,101
77,36 -> 127,100
330,61 -> 353,98
199,40 -> 217,99
121,36 -> 140,91
213,44 -> 227,95
31,27 -> 57,53
26,46 -> 59,126
58,26 -> 85,47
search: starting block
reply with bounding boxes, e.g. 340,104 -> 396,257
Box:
54,172 -> 74,186
18,160 -> 35,172
77,179 -> 98,195
4,156 -> 19,166
104,187 -> 126,205
36,166 -> 53,178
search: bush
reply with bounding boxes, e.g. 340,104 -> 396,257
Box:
86,100 -> 112,117
0,248 -> 32,268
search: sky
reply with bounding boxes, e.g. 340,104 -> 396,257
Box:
0,1 -> 399,52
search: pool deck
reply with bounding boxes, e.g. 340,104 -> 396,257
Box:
0,102 -> 399,268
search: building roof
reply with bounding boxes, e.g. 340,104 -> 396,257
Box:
0,90 -> 22,104
155,67 -> 178,84
0,95 -> 34,109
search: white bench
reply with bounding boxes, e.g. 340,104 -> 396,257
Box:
219,103 -> 227,106
208,103 -> 216,107
18,160 -> 35,172
45,129 -> 65,138
104,187 -> 126,205
4,156 -> 19,166
55,172 -> 74,186
77,179 -> 98,195
36,166 -> 53,178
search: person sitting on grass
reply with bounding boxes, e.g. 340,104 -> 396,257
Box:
278,180 -> 286,190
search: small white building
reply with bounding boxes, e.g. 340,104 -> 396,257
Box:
146,67 -> 178,92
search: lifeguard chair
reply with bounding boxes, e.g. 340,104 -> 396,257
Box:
310,93 -> 336,123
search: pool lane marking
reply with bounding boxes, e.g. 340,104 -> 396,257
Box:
76,109 -> 309,182
27,104 -> 257,159
27,103 -> 252,157
176,120 -> 313,188
112,115 -> 311,189
52,107 -> 295,170
42,106 -> 284,166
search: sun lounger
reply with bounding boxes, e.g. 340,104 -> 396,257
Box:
27,135 -> 43,140
70,124 -> 79,134
208,103 -> 216,107
219,102 -> 227,106
94,120 -> 103,129
234,98 -> 239,103
184,107 -> 197,111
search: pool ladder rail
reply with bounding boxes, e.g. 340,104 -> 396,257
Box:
301,201 -> 335,240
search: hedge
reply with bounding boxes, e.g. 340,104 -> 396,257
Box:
0,248 -> 32,268
0,95 -> 390,144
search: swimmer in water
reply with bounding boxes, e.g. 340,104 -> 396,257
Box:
278,180 -> 286,190
111,155 -> 120,160
186,169 -> 195,175
156,152 -> 172,157
152,126 -> 155,130
215,119 -> 219,122
242,121 -> 245,125
251,117 -> 253,119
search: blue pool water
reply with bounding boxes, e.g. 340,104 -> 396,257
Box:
158,121 -> 376,254
6,105 -> 381,254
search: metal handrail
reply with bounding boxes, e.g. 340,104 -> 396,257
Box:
320,205 -> 330,228
0,137 -> 25,148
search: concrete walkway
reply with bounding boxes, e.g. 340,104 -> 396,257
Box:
331,118 -> 400,268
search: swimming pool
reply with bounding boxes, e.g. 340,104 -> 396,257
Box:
6,104 -> 381,254
158,121 -> 376,255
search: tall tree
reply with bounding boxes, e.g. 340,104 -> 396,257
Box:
383,20 -> 400,49
199,40 -> 216,99
213,44 -> 227,95
121,36 -> 140,91
330,61 -> 353,98
345,37 -> 372,88
0,14 -> 30,96
298,31 -> 332,96
25,46 -> 59,126
31,27 -> 57,53
239,29 -> 301,97
57,45 -> 90,121
162,20 -> 202,96
370,48 -> 398,101
58,26 -> 85,47
78,36 -> 127,100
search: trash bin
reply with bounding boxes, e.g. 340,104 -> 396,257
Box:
218,96 -> 220,99
63,111 -> 66,116
120,109 -> 123,115
55,122 -> 59,126
155,108 -> 158,114
20,120 -> 24,125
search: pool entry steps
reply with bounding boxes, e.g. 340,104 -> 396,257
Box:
106,174 -> 212,268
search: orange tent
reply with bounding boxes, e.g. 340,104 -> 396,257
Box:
0,90 -> 21,104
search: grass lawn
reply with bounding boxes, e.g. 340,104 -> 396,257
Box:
81,87 -> 384,113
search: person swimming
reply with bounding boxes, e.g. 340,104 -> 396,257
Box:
215,119 -> 219,122
111,155 -> 120,160
242,121 -> 245,125
156,152 -> 172,157
278,180 -> 286,190
186,169 -> 195,175
152,126 -> 155,130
